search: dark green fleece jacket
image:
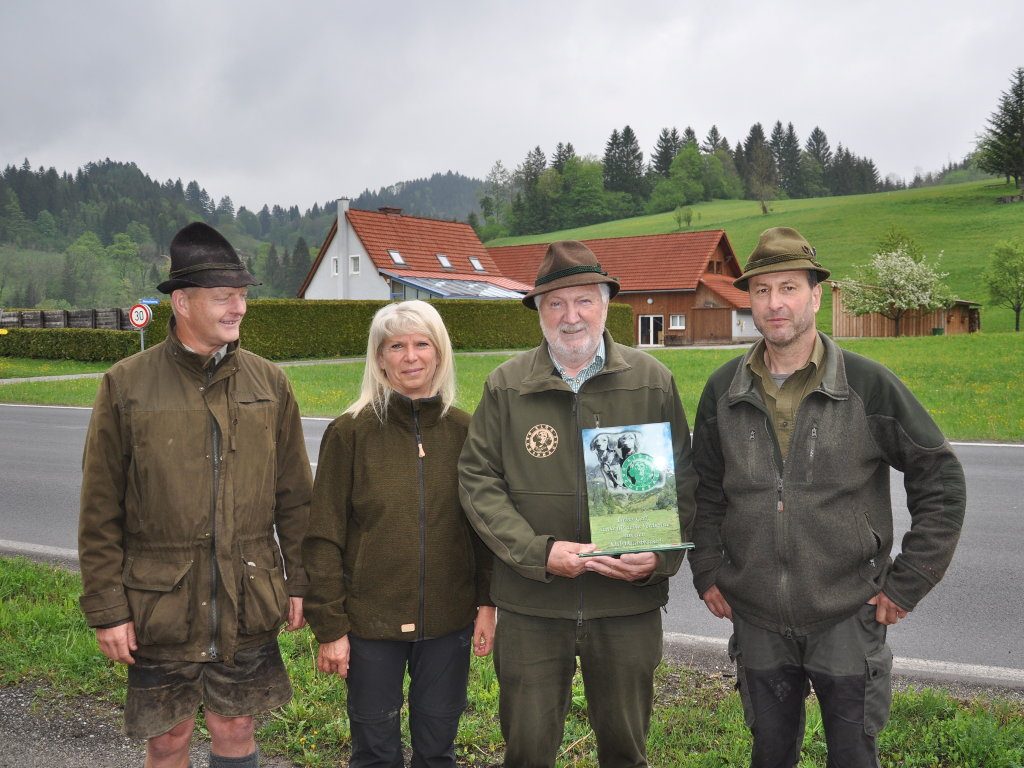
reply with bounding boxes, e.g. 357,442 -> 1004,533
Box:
458,331 -> 697,620
303,395 -> 492,643
690,333 -> 966,636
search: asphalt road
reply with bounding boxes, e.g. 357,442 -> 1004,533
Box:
2,403 -> 1022,684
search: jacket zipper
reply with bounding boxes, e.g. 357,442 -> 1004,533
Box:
206,367 -> 221,660
413,402 -> 426,639
572,394 -> 584,628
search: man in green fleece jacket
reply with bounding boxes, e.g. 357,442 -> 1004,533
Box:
689,227 -> 966,768
459,241 -> 697,768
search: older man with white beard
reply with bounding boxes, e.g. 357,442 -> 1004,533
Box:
459,241 -> 697,768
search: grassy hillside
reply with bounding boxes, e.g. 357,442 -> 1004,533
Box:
487,180 -> 1024,333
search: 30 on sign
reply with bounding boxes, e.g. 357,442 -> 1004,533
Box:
128,303 -> 154,329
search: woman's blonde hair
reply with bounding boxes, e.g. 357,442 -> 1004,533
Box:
344,300 -> 456,421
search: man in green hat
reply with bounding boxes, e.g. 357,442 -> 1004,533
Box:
689,226 -> 966,767
79,222 -> 312,768
459,240 -> 697,767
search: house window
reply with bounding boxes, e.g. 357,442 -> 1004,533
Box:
349,255 -> 360,274
669,314 -> 686,330
387,249 -> 406,266
469,256 -> 485,272
331,256 -> 339,276
436,253 -> 452,269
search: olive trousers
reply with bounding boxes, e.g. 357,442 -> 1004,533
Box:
493,609 -> 663,768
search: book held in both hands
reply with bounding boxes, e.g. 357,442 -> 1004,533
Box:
579,421 -> 693,557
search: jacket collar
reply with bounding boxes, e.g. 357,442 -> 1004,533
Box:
727,331 -> 849,405
164,317 -> 240,380
520,330 -> 630,395
387,392 -> 445,428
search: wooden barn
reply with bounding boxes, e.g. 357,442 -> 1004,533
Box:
831,283 -> 981,337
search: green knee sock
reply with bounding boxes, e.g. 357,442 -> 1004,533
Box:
208,748 -> 258,767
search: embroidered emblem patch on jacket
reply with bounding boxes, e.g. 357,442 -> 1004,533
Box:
525,424 -> 558,458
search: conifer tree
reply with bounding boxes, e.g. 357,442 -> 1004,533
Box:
602,128 -> 624,190
618,125 -> 645,198
652,128 -> 682,178
701,125 -> 724,154
805,127 -> 833,170
777,123 -> 803,198
550,142 -> 577,172
977,67 -> 1024,187
290,237 -> 311,296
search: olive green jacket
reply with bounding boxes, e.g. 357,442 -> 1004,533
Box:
78,322 -> 312,662
303,395 -> 492,643
458,332 -> 697,620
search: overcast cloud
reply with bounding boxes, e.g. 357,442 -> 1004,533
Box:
2,1 -> 1021,213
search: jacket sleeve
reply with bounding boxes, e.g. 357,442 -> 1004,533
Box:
302,420 -> 353,643
644,375 -> 697,584
458,382 -> 554,583
470,526 -> 495,606
689,379 -> 728,599
78,373 -> 132,628
273,375 -> 312,595
867,369 -> 967,611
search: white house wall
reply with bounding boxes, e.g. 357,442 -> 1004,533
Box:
304,220 -> 390,300
733,310 -> 761,341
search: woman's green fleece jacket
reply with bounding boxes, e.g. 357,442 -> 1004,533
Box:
303,394 -> 492,643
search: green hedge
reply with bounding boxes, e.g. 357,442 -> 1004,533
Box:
0,328 -> 141,361
0,299 -> 634,362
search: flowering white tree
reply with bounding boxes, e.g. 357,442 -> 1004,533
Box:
841,249 -> 954,337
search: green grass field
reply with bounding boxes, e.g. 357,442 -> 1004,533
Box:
488,180 -> 1024,334
2,330 -> 1021,441
3,556 -> 1022,767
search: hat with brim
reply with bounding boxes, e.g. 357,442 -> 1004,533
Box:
734,226 -> 830,291
522,240 -> 620,310
157,222 -> 259,294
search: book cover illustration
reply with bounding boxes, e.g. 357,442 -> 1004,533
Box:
580,421 -> 692,555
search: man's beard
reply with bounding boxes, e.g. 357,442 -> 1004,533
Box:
543,321 -> 600,368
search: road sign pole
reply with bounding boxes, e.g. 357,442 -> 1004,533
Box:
128,303 -> 154,351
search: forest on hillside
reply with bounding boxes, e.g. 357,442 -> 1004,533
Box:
0,111 -> 996,311
472,121 -> 987,240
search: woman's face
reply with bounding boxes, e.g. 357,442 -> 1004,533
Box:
378,332 -> 438,400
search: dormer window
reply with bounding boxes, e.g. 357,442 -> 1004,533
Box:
436,253 -> 452,269
469,256 -> 485,272
387,249 -> 406,266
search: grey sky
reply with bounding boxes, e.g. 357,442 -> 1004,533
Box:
2,1 -> 1021,213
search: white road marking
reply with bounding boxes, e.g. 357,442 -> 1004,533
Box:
664,632 -> 1024,689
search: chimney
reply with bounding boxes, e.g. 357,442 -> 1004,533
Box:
338,197 -> 350,299
379,206 -> 402,216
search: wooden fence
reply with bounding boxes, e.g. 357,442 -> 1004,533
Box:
0,308 -> 134,331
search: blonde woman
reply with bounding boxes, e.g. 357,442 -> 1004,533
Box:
303,300 -> 495,767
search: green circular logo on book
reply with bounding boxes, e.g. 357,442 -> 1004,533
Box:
621,453 -> 660,492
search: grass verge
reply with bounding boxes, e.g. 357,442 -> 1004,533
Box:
3,333 -> 1021,441
2,557 -> 1022,767
0,356 -> 109,379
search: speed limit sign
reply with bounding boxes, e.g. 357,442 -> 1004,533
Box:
128,303 -> 153,330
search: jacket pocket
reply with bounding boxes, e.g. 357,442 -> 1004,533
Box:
122,557 -> 194,646
239,548 -> 288,634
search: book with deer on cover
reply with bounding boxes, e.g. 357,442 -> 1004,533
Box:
579,421 -> 693,556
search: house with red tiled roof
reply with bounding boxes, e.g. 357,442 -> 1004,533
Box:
487,231 -> 758,345
299,199 -> 531,301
